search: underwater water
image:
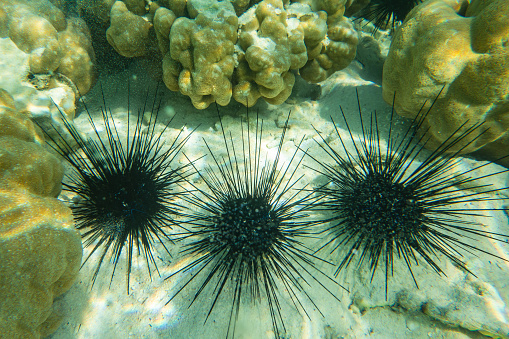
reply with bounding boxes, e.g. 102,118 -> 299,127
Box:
0,1 -> 508,338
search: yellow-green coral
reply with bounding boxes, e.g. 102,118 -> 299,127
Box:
300,14 -> 358,83
382,0 -> 509,166
0,89 -> 82,338
109,0 -> 359,109
58,18 -> 97,96
234,0 -> 297,106
106,0 -> 152,57
164,0 -> 238,109
1,0 -> 97,95
154,6 -> 176,54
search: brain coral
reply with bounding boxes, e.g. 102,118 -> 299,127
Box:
1,0 -> 97,95
382,0 -> 509,166
0,89 -> 82,338
104,0 -> 358,108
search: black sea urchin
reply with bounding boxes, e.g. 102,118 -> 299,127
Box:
43,85 -> 193,292
307,90 -> 509,299
166,111 -> 345,338
358,0 -> 422,32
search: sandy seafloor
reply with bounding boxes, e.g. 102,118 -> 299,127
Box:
2,25 -> 507,338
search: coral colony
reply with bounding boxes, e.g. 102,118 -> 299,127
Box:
104,0 -> 359,109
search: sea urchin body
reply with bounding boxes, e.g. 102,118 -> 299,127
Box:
358,0 -> 422,32
166,110 -> 345,338
307,91 -> 509,298
43,85 -> 193,292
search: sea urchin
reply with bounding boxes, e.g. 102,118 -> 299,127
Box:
42,85 -> 194,292
166,110 -> 345,338
358,0 -> 422,32
307,90 -> 509,298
